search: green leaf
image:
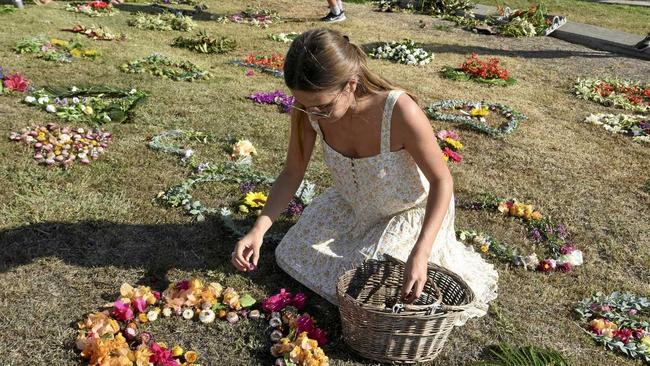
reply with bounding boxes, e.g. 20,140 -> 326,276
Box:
239,294 -> 256,308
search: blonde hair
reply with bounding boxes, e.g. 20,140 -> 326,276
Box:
283,28 -> 417,154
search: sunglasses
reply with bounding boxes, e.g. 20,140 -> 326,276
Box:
291,88 -> 346,119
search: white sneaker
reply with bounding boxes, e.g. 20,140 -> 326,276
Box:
321,11 -> 346,23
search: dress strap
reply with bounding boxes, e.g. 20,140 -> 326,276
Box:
380,90 -> 404,154
306,115 -> 323,138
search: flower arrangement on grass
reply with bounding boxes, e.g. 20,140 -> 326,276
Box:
0,4 -> 17,13
14,36 -> 100,63
576,292 -> 650,363
66,1 -> 118,17
9,123 -> 112,168
23,86 -> 147,124
263,289 -> 329,366
172,30 -> 237,54
75,280 -> 259,366
0,67 -> 29,94
268,32 -> 300,43
64,24 -> 126,41
575,78 -> 649,113
440,53 -> 516,86
216,7 -> 280,28
128,12 -> 196,31
232,54 -> 285,78
457,195 -> 583,273
583,113 -> 649,143
426,99 -> 526,138
248,90 -> 295,113
436,130 -> 463,163
121,54 -> 211,82
368,39 -> 434,66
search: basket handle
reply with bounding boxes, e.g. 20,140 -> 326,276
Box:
383,255 -> 444,315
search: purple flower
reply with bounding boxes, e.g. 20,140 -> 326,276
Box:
639,122 -> 650,131
560,245 -> 575,255
530,228 -> 542,242
195,162 -> 210,174
239,182 -> 257,193
286,198 -> 304,217
0,66 -> 4,80
555,224 -> 569,240
249,90 -> 294,113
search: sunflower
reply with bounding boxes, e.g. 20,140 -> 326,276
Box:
243,191 -> 267,208
470,105 -> 490,117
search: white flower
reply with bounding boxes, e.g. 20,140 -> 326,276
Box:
71,86 -> 79,92
45,105 -> 57,113
24,96 -> 36,103
182,308 -> 194,320
129,88 -> 137,94
37,96 -> 49,105
72,97 -> 80,104
558,250 -> 583,266
199,309 -> 216,324
146,310 -> 159,322
162,307 -> 172,317
184,149 -> 194,158
102,115 -> 112,123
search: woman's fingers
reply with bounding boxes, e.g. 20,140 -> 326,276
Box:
401,277 -> 415,301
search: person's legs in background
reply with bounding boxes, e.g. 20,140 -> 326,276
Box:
321,0 -> 346,22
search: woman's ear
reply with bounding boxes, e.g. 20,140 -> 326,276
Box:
349,77 -> 359,93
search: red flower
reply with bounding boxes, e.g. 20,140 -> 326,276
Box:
111,299 -> 134,321
291,292 -> 307,311
557,262 -> 573,272
89,0 -> 108,9
613,328 -> 633,344
442,147 -> 462,163
262,288 -> 293,313
536,258 -> 556,272
3,73 -> 29,92
149,342 -> 175,365
459,54 -> 510,81
644,89 -> 650,98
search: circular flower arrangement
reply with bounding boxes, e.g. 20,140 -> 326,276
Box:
426,99 -> 526,138
23,86 -> 147,124
575,78 -> 650,113
64,24 -> 127,41
268,32 -> 300,43
457,195 -> 584,273
440,53 -> 517,86
128,12 -> 196,32
248,90 -> 295,113
368,39 -> 434,66
9,123 -> 112,168
583,113 -> 649,143
121,54 -> 211,82
149,130 -> 315,239
66,1 -> 118,17
231,54 -> 285,78
216,7 -> 280,28
75,279 -> 259,366
14,36 -> 100,63
576,292 -> 650,363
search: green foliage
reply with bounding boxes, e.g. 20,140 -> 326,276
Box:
128,12 -> 196,32
172,31 -> 237,54
473,343 -> 571,366
120,54 -> 211,82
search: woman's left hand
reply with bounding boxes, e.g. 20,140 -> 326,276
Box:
401,251 -> 429,303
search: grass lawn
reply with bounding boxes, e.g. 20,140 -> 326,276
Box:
0,1 -> 649,365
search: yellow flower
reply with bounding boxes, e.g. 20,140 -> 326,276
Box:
51,38 -> 68,46
138,313 -> 148,323
641,336 -> 650,348
83,48 -> 99,57
590,319 -> 605,332
480,244 -> 489,253
232,139 -> 257,158
444,137 -> 463,150
70,48 -> 83,58
531,211 -> 542,221
442,155 -> 449,162
497,201 -> 509,214
243,191 -> 267,209
172,346 -> 184,357
184,351 -> 198,363
470,106 -> 489,117
133,344 -> 153,366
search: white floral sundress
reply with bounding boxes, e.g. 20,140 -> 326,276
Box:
275,90 -> 498,325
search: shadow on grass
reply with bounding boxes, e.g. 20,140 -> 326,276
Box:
0,218 -> 374,364
114,2 -> 225,21
360,41 -> 620,59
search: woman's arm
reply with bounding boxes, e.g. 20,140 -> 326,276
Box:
232,112 -> 317,271
392,94 -> 454,302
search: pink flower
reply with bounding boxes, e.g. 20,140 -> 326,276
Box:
557,262 -> 573,272
149,342 -> 174,365
613,328 -> 633,344
437,130 -> 459,140
600,305 -> 612,313
152,291 -> 161,300
291,292 -> 307,311
309,327 -> 328,346
633,329 -> 645,339
3,74 -> 29,93
536,258 -> 556,273
111,299 -> 134,321
262,288 -> 293,313
629,309 -> 638,316
176,280 -> 189,291
133,297 -> 147,313
245,69 -> 254,77
560,245 -> 575,255
442,147 -> 462,162
295,314 -> 314,334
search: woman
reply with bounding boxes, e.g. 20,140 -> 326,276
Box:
232,28 -> 497,325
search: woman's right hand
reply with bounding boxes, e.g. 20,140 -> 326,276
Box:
231,230 -> 263,272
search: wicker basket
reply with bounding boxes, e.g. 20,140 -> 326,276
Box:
336,255 -> 475,364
